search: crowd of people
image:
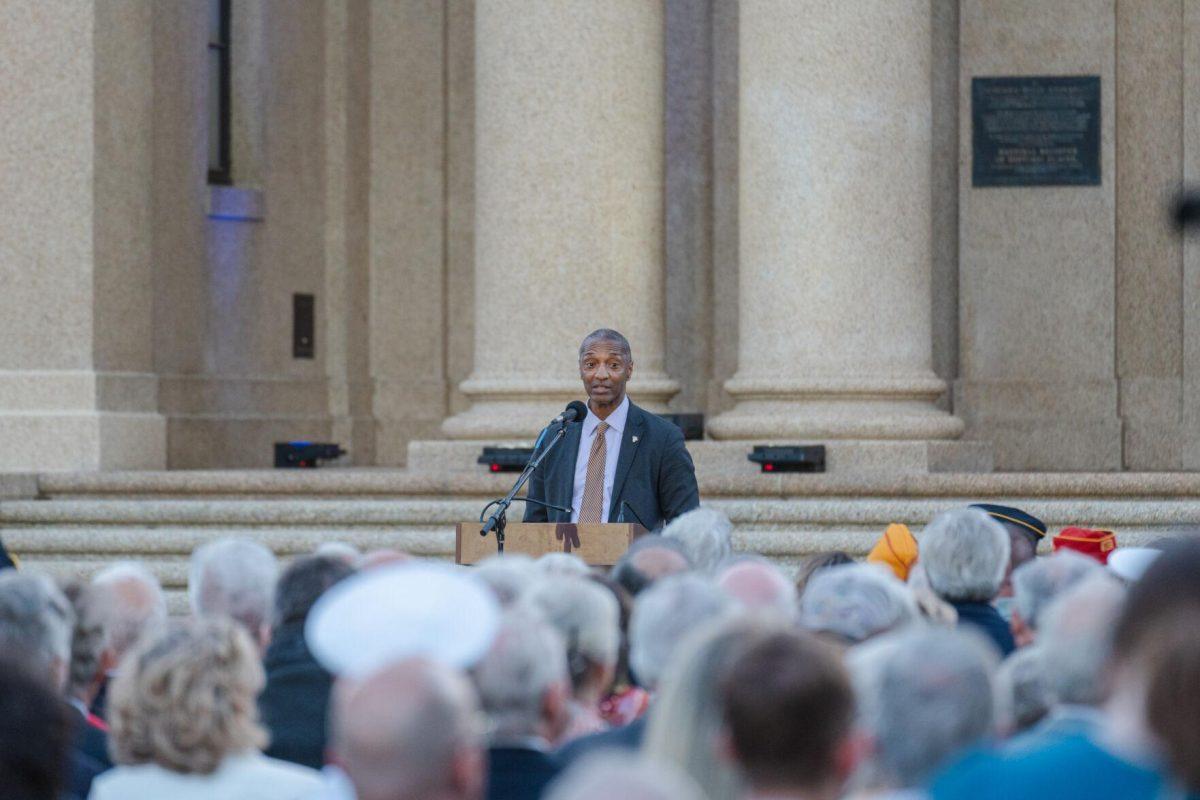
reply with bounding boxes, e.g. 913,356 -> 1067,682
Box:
0,503 -> 1197,800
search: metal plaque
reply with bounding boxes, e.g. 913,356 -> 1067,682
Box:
972,76 -> 1101,187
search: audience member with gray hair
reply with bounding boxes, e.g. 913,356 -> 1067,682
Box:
611,535 -> 691,597
521,576 -> 620,742
918,508 -> 1014,655
848,627 -> 997,794
333,658 -> 485,800
188,537 -> 279,650
558,574 -> 732,762
535,552 -> 592,578
716,557 -> 799,621
1017,573 -> 1126,742
0,571 -> 73,691
474,554 -> 537,607
472,611 -> 570,800
1009,550 -> 1101,648
662,507 -> 733,575
545,754 -> 704,800
994,645 -> 1051,738
800,563 -> 918,647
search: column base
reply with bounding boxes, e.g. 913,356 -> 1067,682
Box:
708,375 -> 964,440
441,374 -> 679,439
0,412 -> 165,471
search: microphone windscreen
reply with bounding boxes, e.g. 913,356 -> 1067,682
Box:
564,400 -> 589,423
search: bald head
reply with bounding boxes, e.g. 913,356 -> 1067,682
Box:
612,537 -> 691,597
717,560 -> 798,620
335,660 -> 485,800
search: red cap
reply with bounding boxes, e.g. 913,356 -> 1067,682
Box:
1052,527 -> 1117,564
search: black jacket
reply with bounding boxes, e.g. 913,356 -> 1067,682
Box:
258,622 -> 333,770
523,401 -> 700,531
952,600 -> 1016,657
486,746 -> 561,800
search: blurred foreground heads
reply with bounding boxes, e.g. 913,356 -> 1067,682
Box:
189,537 -> 279,651
544,754 -> 704,800
662,508 -> 733,575
92,616 -> 321,799
722,629 -> 860,800
334,659 -> 486,800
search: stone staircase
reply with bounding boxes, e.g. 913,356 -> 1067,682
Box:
4,459 -> 1200,612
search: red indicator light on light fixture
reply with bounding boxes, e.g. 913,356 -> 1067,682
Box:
490,463 -> 501,472
763,463 -> 775,471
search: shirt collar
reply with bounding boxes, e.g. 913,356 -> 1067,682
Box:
584,394 -> 629,437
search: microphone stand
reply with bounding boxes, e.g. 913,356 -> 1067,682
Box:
479,422 -> 573,554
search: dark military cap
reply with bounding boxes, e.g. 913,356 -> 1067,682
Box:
969,503 -> 1047,541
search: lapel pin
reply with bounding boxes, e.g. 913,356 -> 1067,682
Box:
632,435 -> 639,444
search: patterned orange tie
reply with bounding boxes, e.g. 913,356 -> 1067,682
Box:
577,421 -> 609,523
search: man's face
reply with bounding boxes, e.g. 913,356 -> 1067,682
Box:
579,340 -> 633,410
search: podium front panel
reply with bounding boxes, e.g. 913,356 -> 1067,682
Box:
455,522 -> 645,566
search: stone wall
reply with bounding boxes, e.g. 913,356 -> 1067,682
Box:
2,0 -> 1199,472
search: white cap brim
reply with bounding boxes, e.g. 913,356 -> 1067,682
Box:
306,562 -> 500,679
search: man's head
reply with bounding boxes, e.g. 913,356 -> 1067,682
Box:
520,577 -> 620,699
722,630 -> 858,799
335,659 -> 485,800
611,535 -> 691,597
471,611 -> 570,743
273,554 -> 355,631
1009,550 -> 1101,647
0,571 -> 74,692
716,558 -> 798,621
800,563 -> 918,646
848,628 -> 996,790
88,561 -> 168,661
188,538 -> 279,649
628,574 -> 731,691
1037,573 -> 1125,707
661,508 -> 734,575
918,508 -> 1011,604
578,329 -> 633,413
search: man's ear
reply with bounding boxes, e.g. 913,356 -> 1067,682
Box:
833,731 -> 871,785
452,744 -> 487,800
542,681 -> 571,743
713,726 -> 739,766
1011,610 -> 1034,648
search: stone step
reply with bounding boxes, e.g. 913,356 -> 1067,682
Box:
32,468 -> 1200,500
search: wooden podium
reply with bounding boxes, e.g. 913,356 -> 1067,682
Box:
455,522 -> 647,566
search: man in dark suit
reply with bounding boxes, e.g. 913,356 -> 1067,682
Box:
524,329 -> 699,531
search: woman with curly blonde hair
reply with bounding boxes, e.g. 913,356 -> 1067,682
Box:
89,616 -> 322,800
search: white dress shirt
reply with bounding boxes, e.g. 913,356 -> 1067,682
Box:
88,751 -> 323,800
570,395 -> 629,523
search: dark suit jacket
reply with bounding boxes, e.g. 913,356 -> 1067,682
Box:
952,601 -> 1016,657
258,621 -> 334,770
486,746 -> 561,800
523,401 -> 700,531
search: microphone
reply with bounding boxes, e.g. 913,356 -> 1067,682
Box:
554,400 -> 588,426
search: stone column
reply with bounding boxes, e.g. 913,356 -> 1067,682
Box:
708,1 -> 961,442
0,1 -> 164,470
442,0 -> 676,440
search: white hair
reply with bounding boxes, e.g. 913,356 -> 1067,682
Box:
662,508 -> 733,575
918,508 -> 1011,603
0,571 -> 73,688
800,563 -> 919,643
314,541 -> 361,565
472,611 -> 568,737
90,561 -> 168,658
188,538 -> 279,635
716,558 -> 798,621
474,554 -> 537,607
520,577 -> 619,691
546,754 -> 704,800
1011,550 -> 1102,632
629,574 -> 731,690
994,646 -> 1050,736
535,552 -> 591,578
1038,573 -> 1125,706
849,627 -> 997,790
